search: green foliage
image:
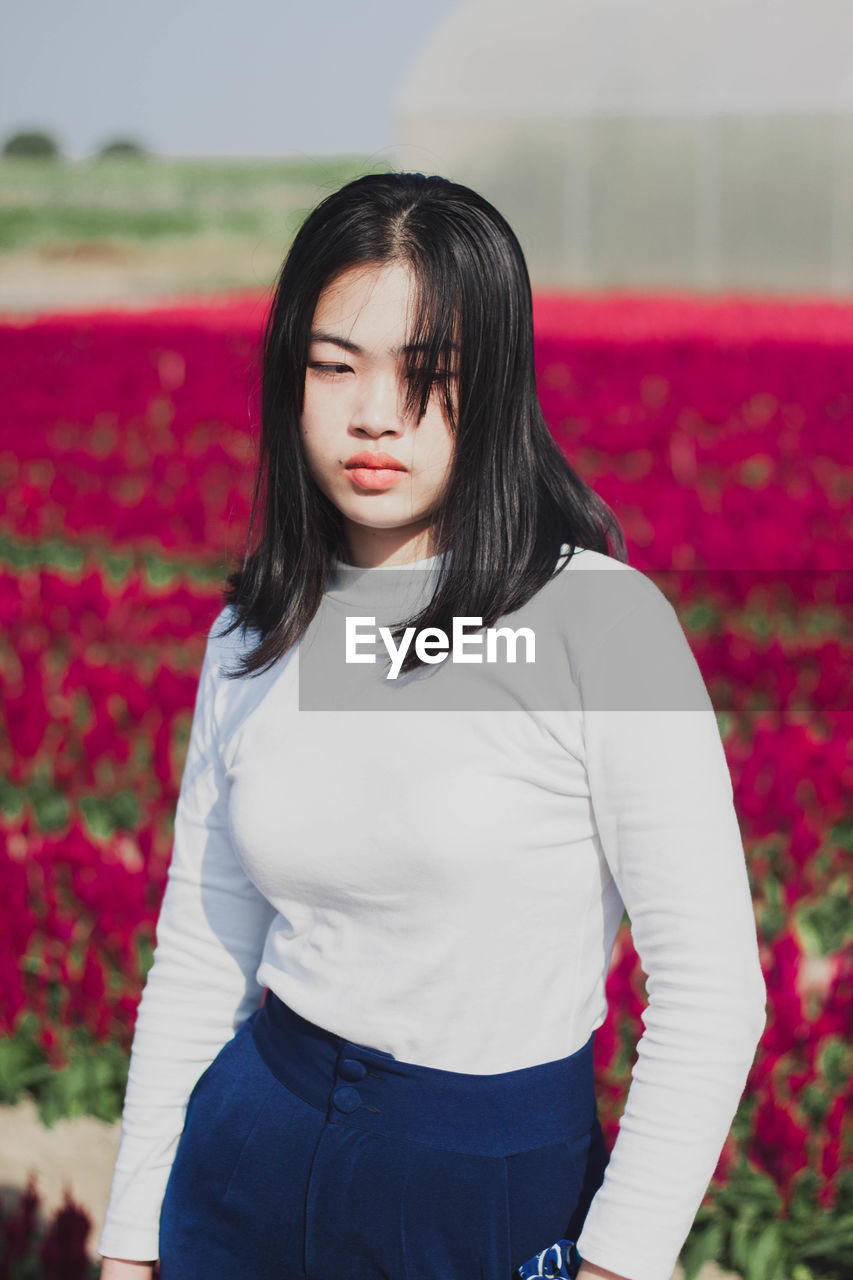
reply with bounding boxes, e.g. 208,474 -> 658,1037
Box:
0,772 -> 73,830
0,774 -> 141,835
682,1160 -> 853,1280
0,533 -> 86,572
79,790 -> 140,838
28,778 -> 70,833
0,154 -> 391,251
796,873 -> 853,954
96,137 -> 149,160
829,819 -> 853,852
137,930 -> 155,982
32,1036 -> 131,1127
0,204 -> 207,244
143,553 -> 183,586
0,776 -> 26,819
0,1020 -> 48,1103
0,530 -> 228,583
817,1038 -> 851,1092
0,1013 -> 130,1125
2,934 -> 150,1123
2,129 -> 61,158
754,868 -> 787,941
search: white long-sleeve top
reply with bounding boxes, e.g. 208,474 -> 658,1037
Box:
97,546 -> 767,1280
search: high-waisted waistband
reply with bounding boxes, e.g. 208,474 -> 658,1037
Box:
250,989 -> 598,1158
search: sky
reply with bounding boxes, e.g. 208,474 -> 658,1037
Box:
0,0 -> 462,160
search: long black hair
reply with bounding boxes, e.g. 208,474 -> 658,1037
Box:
219,170 -> 626,677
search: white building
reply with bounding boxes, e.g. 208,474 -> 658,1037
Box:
392,0 -> 853,292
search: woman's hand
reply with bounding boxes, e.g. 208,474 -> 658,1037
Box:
99,1258 -> 156,1278
577,1262 -> 633,1280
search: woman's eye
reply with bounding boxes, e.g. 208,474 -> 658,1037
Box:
307,362 -> 455,389
308,362 -> 351,377
431,370 -> 458,392
413,368 -> 454,385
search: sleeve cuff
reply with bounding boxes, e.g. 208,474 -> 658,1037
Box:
96,1218 -> 160,1265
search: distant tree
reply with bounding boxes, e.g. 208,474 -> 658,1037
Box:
3,129 -> 61,158
96,137 -> 150,160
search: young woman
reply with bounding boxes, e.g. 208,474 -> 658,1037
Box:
98,172 -> 767,1280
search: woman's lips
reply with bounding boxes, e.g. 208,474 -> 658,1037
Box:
346,466 -> 409,491
344,453 -> 409,491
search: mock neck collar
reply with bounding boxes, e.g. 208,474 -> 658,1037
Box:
331,551 -> 444,573
325,550 -> 449,613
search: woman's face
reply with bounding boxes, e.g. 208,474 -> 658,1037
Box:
300,260 -> 457,568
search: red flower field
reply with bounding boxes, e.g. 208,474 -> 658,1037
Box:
1,289 -> 850,1277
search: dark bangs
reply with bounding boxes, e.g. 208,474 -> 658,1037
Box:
395,251 -> 462,434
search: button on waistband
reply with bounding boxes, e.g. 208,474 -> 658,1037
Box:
338,1057 -> 367,1082
332,1086 -> 362,1113
253,991 -> 598,1154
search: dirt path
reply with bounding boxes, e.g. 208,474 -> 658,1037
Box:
0,1095 -> 121,1257
0,235 -> 281,315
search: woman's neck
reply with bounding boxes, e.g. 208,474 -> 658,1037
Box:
338,527 -> 439,569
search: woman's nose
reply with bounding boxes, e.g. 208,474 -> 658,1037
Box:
350,371 -> 404,433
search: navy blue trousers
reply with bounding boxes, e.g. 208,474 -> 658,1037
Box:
158,991 -> 609,1279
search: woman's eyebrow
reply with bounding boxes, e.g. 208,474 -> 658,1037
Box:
309,329 -> 460,357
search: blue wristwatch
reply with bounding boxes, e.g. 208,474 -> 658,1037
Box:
515,1237 -> 583,1279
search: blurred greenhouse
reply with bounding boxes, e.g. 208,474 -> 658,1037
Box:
392,0 -> 853,293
